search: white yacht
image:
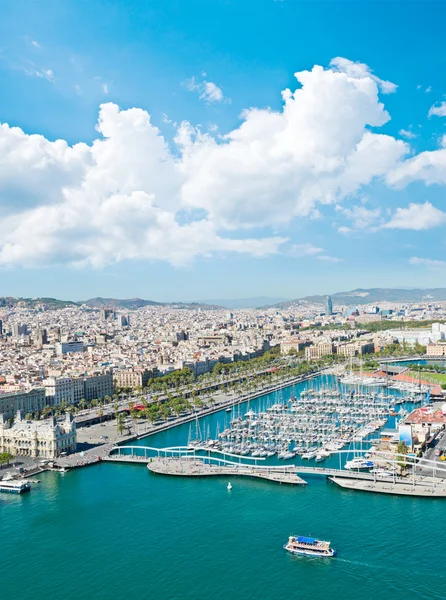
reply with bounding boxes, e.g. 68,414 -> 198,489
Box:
344,458 -> 374,471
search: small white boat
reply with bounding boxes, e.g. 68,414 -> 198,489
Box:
227,482 -> 232,490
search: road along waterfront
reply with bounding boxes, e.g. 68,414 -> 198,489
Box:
2,374 -> 446,600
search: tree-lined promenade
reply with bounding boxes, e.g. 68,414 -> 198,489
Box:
19,346 -> 324,424
14,339 -> 434,430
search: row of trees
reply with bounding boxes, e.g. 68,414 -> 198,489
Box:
24,394 -> 119,421
115,352 -> 328,434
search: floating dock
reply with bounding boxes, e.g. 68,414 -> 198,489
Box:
146,457 -> 307,485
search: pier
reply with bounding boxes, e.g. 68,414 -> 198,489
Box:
147,457 -> 307,485
102,444 -> 446,496
330,476 -> 446,497
103,447 -> 306,485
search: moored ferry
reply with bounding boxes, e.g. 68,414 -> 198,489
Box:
0,480 -> 31,494
284,536 -> 335,557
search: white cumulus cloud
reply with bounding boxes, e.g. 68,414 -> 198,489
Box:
0,57 -> 435,270
383,202 -> 446,230
428,102 -> 446,117
0,103 -> 285,267
399,129 -> 417,140
289,243 -> 324,256
330,57 -> 397,94
387,135 -> 446,187
178,63 -> 407,230
339,205 -> 381,231
410,257 -> 446,268
185,76 -> 226,104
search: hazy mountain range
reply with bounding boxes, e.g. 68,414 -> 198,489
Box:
197,297 -> 289,309
268,288 -> 446,308
1,289 -> 446,311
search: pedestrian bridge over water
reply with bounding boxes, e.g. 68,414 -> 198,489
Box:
103,444 -> 446,495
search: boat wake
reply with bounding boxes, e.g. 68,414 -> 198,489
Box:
336,557 -> 446,580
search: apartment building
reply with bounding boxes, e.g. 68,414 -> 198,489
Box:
426,343 -> 446,357
0,387 -> 46,418
43,370 -> 114,405
305,342 -> 334,360
114,368 -> 154,389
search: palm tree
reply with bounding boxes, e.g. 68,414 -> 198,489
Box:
116,413 -> 125,436
396,441 -> 408,473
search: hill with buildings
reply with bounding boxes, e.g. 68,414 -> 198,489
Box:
268,288 -> 446,308
0,297 -> 78,309
81,297 -> 223,310
81,297 -> 164,309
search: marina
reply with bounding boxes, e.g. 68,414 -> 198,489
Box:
174,375 -> 426,470
2,374 -> 445,600
100,369 -> 445,497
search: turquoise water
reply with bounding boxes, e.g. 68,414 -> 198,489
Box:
2,377 -> 444,600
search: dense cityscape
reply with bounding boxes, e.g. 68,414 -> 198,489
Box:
3,1 -> 446,599
2,294 -> 446,462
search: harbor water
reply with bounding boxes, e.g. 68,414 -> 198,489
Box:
2,376 -> 445,600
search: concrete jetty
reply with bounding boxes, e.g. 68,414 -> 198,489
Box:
146,457 -> 307,485
330,476 -> 446,497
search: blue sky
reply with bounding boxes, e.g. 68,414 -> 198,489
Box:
0,0 -> 446,301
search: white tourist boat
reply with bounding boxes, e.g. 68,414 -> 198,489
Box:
0,480 -> 31,494
284,536 -> 336,558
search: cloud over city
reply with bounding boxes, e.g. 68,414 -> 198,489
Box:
0,58 -> 445,269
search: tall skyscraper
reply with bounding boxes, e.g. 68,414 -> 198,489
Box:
325,295 -> 333,316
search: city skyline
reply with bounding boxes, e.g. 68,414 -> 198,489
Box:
1,1 -> 446,300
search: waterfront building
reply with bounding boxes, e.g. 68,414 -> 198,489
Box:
0,411 -> 77,458
43,371 -> 113,405
43,377 -> 77,406
84,370 -> 113,401
336,341 -> 374,357
114,368 -> 154,389
280,339 -> 310,354
384,324 -> 446,346
0,388 -> 46,418
305,342 -> 334,360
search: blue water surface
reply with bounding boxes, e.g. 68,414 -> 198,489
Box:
2,376 -> 444,600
